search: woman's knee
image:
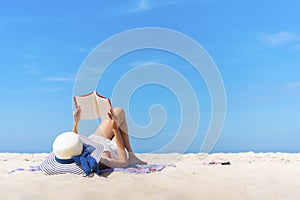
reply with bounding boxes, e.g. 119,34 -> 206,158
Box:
113,107 -> 125,118
97,119 -> 114,137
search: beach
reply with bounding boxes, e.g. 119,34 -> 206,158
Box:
1,152 -> 300,200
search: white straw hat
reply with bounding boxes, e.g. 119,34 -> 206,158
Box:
40,134 -> 104,175
53,132 -> 83,160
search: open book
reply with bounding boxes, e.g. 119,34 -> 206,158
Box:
73,91 -> 112,120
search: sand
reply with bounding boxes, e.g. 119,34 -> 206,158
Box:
1,152 -> 300,200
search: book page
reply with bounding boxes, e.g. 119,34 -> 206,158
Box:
74,92 -> 100,120
95,93 -> 112,120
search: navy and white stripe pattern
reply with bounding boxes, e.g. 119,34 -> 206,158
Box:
40,135 -> 104,175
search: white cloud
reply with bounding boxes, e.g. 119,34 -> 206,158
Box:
86,67 -> 105,74
43,76 -> 74,82
281,81 -> 300,89
77,48 -> 88,53
137,0 -> 150,11
126,59 -> 166,67
128,0 -> 180,13
20,53 -> 36,59
294,44 -> 300,50
0,17 -> 32,28
74,47 -> 112,54
259,32 -> 300,46
31,87 -> 66,92
23,64 -> 40,75
248,95 -> 275,102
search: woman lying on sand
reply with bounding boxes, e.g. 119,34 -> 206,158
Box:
73,107 -> 147,168
40,107 -> 146,176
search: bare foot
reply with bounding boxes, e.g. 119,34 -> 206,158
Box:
128,153 -> 147,165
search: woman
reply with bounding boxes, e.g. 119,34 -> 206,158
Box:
73,106 -> 147,169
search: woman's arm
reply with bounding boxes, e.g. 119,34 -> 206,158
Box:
72,107 -> 81,134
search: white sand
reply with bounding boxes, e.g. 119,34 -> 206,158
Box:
1,152 -> 300,200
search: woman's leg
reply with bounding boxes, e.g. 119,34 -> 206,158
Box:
112,107 -> 147,165
112,107 -> 133,151
94,119 -> 114,139
95,107 -> 146,165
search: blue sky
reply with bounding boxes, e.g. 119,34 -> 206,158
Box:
1,0 -> 300,153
